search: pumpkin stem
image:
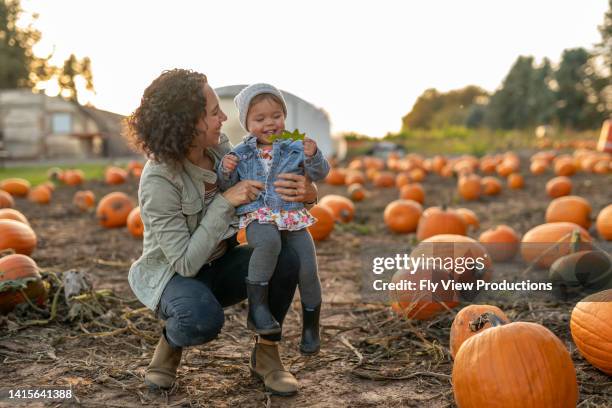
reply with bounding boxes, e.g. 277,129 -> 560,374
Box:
570,229 -> 582,254
469,312 -> 506,332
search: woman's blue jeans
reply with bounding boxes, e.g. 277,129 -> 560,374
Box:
156,239 -> 299,348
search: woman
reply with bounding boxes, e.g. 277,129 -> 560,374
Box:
125,69 -> 318,396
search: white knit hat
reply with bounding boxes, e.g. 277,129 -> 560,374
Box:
234,83 -> 287,131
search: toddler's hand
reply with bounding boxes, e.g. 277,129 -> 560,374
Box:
303,137 -> 317,157
222,153 -> 239,172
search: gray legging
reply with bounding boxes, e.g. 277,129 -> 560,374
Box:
246,222 -> 321,308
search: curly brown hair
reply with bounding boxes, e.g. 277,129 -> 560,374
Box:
124,69 -> 208,166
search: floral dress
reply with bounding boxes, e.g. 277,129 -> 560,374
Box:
239,146 -> 316,231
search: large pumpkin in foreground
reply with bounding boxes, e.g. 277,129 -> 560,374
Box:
453,313 -> 578,408
0,219 -> 37,255
96,192 -> 135,228
0,254 -> 47,314
570,289 -> 612,375
449,304 -> 509,359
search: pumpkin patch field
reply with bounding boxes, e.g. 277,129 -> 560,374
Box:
0,149 -> 611,407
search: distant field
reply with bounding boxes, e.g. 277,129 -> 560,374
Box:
0,161 -> 131,185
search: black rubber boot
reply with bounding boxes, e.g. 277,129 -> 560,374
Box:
300,303 -> 321,355
246,279 -> 281,335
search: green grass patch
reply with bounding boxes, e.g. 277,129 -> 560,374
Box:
0,161 -> 131,185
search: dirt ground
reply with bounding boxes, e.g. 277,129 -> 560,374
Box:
1,152 -> 611,408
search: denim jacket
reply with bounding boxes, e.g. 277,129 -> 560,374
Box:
217,134 -> 330,215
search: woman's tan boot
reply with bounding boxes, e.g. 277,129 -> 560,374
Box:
145,330 -> 183,390
249,337 -> 298,396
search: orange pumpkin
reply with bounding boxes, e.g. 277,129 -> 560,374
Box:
47,167 -> 64,182
105,166 -> 128,185
40,181 -> 55,193
236,228 -> 247,244
507,173 -> 524,189
73,190 -> 96,211
27,185 -> 52,204
416,206 -> 467,241
394,172 -> 412,189
456,208 -> 479,231
325,168 -> 346,185
545,195 -> 592,229
127,207 -> 144,238
307,205 -> 335,241
521,222 -> 592,268
480,176 -> 502,196
546,176 -> 572,198
496,161 -> 516,177
96,192 -> 135,228
0,190 -> 15,209
529,160 -> 548,175
399,183 -> 425,204
63,169 -> 85,186
458,174 -> 481,201
554,158 -> 577,177
0,219 -> 37,255
383,199 -> 422,233
0,254 -> 48,314
596,204 -> 612,240
478,225 -> 520,262
431,155 -> 447,173
449,304 -> 510,359
440,164 -> 454,178
392,235 -> 492,321
479,158 -> 497,174
347,183 -> 366,202
319,195 -> 354,223
131,166 -> 143,178
344,171 -> 366,186
0,209 -> 29,225
390,268 -> 460,321
373,171 -> 396,188
127,160 -> 144,174
570,289 -> 612,375
0,178 -> 31,197
453,314 -> 578,408
409,167 -> 426,182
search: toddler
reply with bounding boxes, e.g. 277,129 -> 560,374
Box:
217,83 -> 330,355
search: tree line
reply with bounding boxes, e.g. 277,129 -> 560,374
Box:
402,1 -> 611,132
0,0 -> 94,101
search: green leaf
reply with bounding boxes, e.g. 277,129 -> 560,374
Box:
268,129 -> 306,142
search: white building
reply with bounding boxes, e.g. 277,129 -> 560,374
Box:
215,85 -> 341,157
0,89 -> 134,160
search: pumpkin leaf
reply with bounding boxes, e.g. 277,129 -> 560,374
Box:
0,277 -> 38,293
268,129 -> 306,142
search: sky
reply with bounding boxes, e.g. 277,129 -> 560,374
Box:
20,0 -> 609,137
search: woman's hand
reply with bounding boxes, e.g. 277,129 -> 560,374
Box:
274,173 -> 318,203
222,180 -> 263,207
222,153 -> 239,173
